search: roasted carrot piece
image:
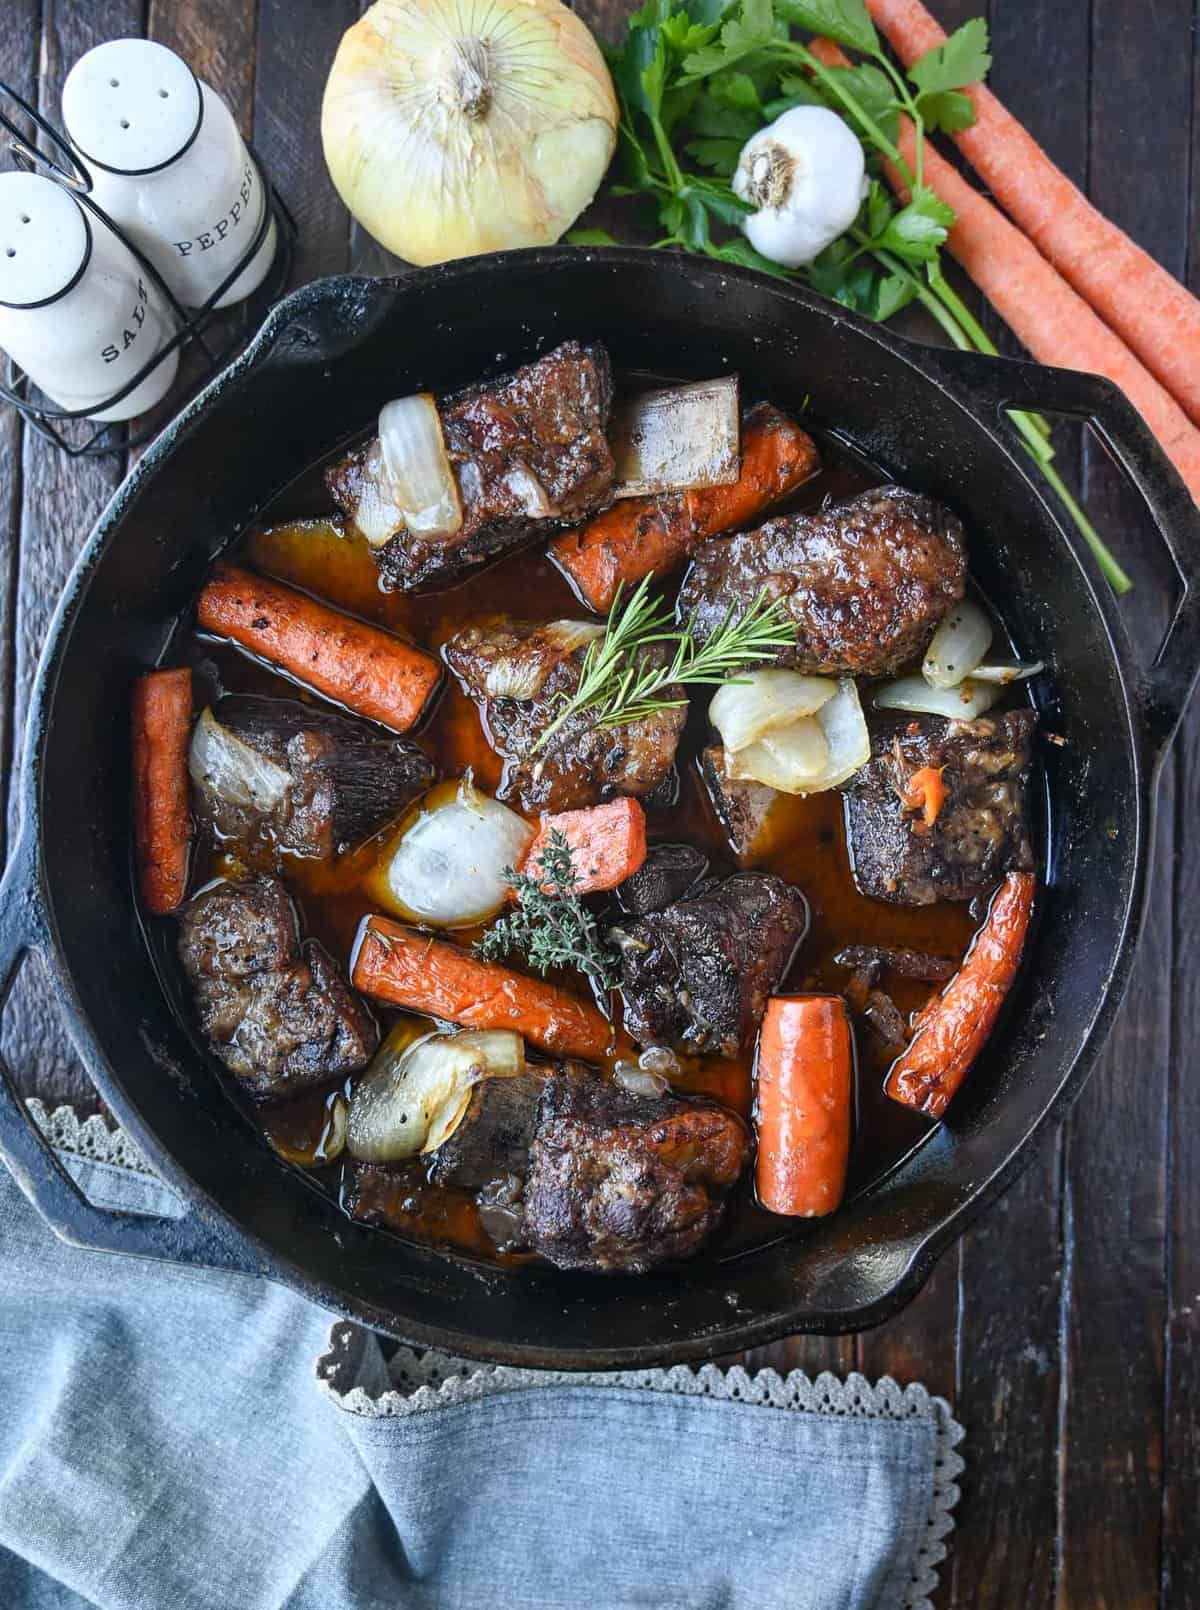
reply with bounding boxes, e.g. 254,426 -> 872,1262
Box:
549,404 -> 820,614
132,667 -> 193,915
352,917 -> 612,1060
755,994 -> 853,1218
902,765 -> 947,831
886,870 -> 1036,1119
865,0 -> 1200,431
520,799 -> 647,895
197,566 -> 440,733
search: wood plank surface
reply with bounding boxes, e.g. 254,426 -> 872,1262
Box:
0,4 -> 1196,1606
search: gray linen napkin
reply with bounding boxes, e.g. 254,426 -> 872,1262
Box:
0,1102 -> 964,1610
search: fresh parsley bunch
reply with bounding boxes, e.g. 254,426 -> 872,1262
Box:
573,0 -> 1127,592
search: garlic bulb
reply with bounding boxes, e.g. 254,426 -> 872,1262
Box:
321,0 -> 619,266
732,106 -> 867,268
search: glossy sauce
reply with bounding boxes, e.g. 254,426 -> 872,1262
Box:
176,427 -> 1005,1266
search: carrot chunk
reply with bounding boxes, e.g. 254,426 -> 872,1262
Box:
886,871 -> 1036,1119
549,405 -> 820,614
352,917 -> 612,1060
197,566 -> 440,733
755,994 -> 853,1218
132,668 -> 193,915
520,799 -> 647,895
902,765 -> 947,831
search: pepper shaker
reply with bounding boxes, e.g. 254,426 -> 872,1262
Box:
61,39 -> 277,309
0,170 -> 179,422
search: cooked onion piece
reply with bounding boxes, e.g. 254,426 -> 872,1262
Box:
611,377 -> 741,499
366,777 -> 534,928
188,707 -> 291,815
724,677 -> 868,794
875,675 -> 1003,719
378,394 -> 463,543
481,621 -> 605,700
348,1025 -> 526,1162
353,438 -> 409,548
970,659 -> 1045,684
710,669 -> 837,754
922,600 -> 993,689
715,679 -> 863,798
726,719 -> 829,790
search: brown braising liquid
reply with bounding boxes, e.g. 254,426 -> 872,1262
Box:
179,426 -> 993,1266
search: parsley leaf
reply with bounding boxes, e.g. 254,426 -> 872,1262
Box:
772,0 -> 878,54
685,135 -> 745,170
877,185 -> 956,260
874,272 -> 917,321
914,87 -> 976,134
865,177 -> 893,238
681,0 -> 776,81
711,236 -> 792,276
907,18 -> 991,94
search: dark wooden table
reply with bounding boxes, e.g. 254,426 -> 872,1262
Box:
2,1 -> 1196,1604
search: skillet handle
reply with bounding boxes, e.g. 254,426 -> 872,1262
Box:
0,828 -> 264,1276
924,348 -> 1200,757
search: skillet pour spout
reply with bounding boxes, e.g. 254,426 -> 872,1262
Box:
0,249 -> 1197,1369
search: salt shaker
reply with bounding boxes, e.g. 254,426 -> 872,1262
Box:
0,170 -> 179,422
61,39 -> 277,309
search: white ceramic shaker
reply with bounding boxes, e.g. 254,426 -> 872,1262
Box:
0,170 -> 179,421
61,38 -> 277,309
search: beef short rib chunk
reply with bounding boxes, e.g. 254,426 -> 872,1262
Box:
327,341 -> 615,591
521,1067 -> 750,1273
678,485 -> 966,678
613,871 -> 808,1058
443,617 -> 686,813
700,743 -> 781,865
177,877 -> 377,1101
196,696 -> 434,860
614,842 -> 710,918
425,1070 -> 550,1192
844,710 -> 1036,906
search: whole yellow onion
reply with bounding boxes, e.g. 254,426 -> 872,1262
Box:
321,0 -> 619,266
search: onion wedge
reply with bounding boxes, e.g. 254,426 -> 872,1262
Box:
922,600 -> 993,689
610,377 -> 740,499
724,678 -> 868,794
347,1025 -> 526,1163
377,393 -> 463,544
365,777 -> 534,928
709,669 -> 837,754
875,675 -> 1003,720
970,660 -> 1045,685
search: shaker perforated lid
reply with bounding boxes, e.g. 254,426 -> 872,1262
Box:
62,39 -> 202,176
0,172 -> 90,309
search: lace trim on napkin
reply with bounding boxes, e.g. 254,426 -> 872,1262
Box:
26,1098 -> 155,1176
318,1322 -> 965,1610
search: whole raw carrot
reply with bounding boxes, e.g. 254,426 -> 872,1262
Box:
132,667 -> 193,915
519,799 -> 647,895
755,994 -> 853,1217
886,870 -> 1035,1119
812,38 -> 1200,501
352,916 -> 612,1060
197,566 -> 440,733
865,0 -> 1200,428
550,404 -> 819,614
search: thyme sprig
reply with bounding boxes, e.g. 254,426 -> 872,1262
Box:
475,829 -> 623,999
534,574 -> 796,752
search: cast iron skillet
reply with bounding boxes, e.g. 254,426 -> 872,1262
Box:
1,249 -> 1198,1369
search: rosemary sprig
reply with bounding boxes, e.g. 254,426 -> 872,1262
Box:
534,574 -> 797,752
475,829 -> 623,999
